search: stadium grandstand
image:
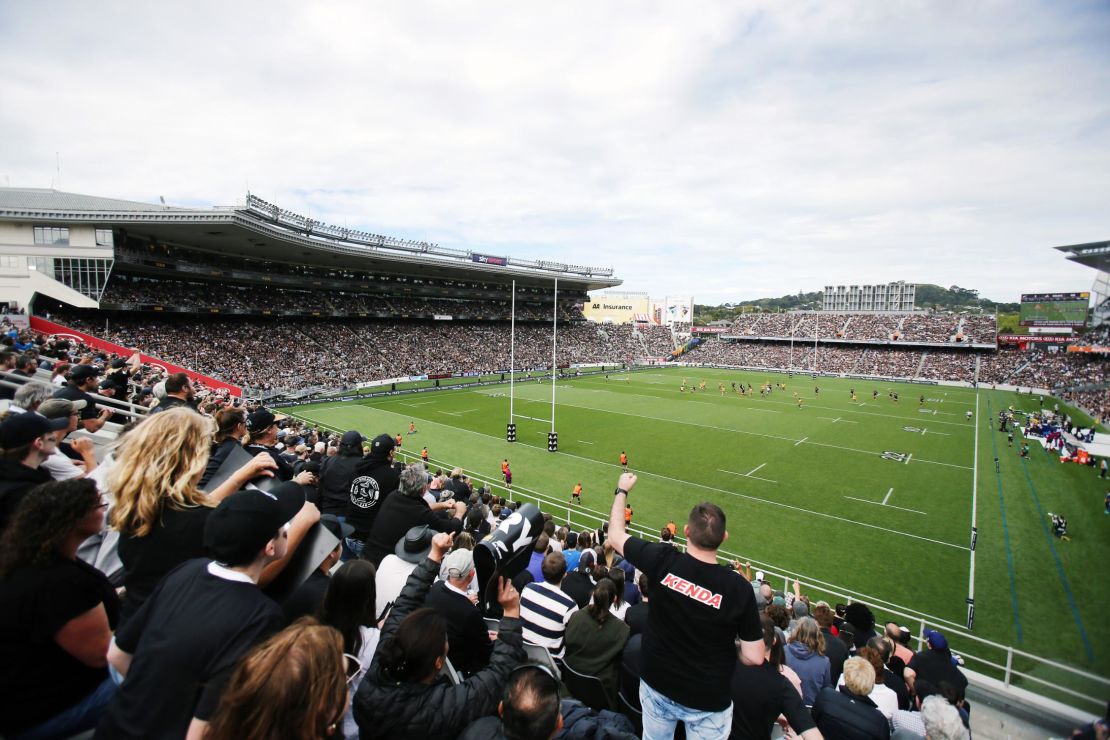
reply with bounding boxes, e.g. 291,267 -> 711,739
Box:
2,187 -> 1109,739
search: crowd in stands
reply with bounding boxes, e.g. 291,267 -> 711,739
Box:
100,276 -> 584,322
727,311 -> 993,344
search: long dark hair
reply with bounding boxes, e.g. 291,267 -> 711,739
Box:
0,478 -> 99,578
377,607 -> 447,683
607,567 -> 626,608
586,579 -> 616,625
320,559 -> 377,655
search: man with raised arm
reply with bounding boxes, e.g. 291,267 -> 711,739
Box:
606,472 -> 764,740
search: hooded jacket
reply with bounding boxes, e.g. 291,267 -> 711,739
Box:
785,641 -> 832,706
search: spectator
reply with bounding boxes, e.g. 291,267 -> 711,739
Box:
374,525 -> 432,619
563,579 -> 629,710
53,365 -> 113,433
37,398 -> 98,480
363,462 -> 464,567
904,630 -> 968,708
6,380 -> 54,416
281,513 -> 351,623
150,372 -> 197,413
98,483 -> 308,739
348,433 -> 403,555
729,615 -> 820,740
920,695 -> 969,740
206,618 -> 348,740
561,558 -> 602,610
868,635 -> 910,711
317,430 -> 373,524
786,616 -> 832,706
525,533 -> 549,583
624,573 -> 650,636
839,646 -> 899,722
458,663 -> 638,740
815,602 -> 849,684
520,551 -> 578,658
244,408 -> 296,481
0,411 -> 67,530
425,546 -> 493,675
811,656 -> 890,740
608,565 -> 630,620
0,479 -> 119,738
845,602 -> 878,649
320,559 -> 381,738
199,406 -> 248,489
109,408 -> 280,623
607,473 -> 764,740
353,532 -> 527,739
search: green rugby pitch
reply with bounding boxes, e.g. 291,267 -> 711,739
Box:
290,366 -> 1110,708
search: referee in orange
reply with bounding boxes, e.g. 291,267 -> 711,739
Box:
619,451 -> 628,468
571,482 -> 583,504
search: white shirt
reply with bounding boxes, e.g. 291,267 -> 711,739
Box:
41,449 -> 85,480
375,555 -> 418,619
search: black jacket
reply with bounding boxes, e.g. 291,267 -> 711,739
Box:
363,493 -> 460,567
425,582 -> 493,675
811,686 -> 890,740
0,459 -> 53,531
344,455 -> 401,539
457,699 -> 637,740
243,443 -> 295,482
353,557 -> 525,740
317,452 -> 375,519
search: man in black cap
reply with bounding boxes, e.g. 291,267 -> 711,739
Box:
343,433 -> 403,553
99,482 -> 304,740
281,513 -> 352,623
317,430 -> 374,533
244,408 -> 315,485
0,412 -> 69,529
54,365 -> 113,433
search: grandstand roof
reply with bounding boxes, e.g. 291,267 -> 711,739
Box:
0,187 -> 622,291
1054,240 -> 1110,273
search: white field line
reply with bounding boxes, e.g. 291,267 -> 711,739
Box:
968,391 -> 980,606
844,496 -> 927,516
795,436 -> 808,446
746,463 -> 767,476
301,406 -> 967,551
578,440 -> 594,445
882,487 -> 894,505
400,400 -> 435,407
905,453 -> 914,465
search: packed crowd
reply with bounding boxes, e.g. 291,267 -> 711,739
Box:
0,358 -> 979,737
727,312 -> 993,344
100,276 -> 583,322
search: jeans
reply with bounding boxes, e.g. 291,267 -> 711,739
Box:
11,675 -> 116,740
639,679 -> 733,740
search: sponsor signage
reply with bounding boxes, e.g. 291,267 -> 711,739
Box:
471,253 -> 507,266
997,334 -> 1073,343
692,326 -> 729,334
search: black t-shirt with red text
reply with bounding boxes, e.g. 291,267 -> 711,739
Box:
624,537 -> 762,711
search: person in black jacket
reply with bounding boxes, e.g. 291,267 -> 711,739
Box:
0,412 -> 67,530
811,656 -> 890,740
344,433 -> 403,547
424,547 -> 492,675
353,532 -> 526,740
199,407 -> 248,489
317,430 -> 375,520
363,463 -> 465,566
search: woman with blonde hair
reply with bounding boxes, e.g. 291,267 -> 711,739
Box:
110,407 -> 277,622
207,618 -> 349,740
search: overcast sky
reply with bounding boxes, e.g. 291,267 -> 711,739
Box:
1,1 -> 1108,304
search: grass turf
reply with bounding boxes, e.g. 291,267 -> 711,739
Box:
289,366 -> 1109,708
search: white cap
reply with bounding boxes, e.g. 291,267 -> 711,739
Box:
755,571 -> 765,583
440,548 -> 475,580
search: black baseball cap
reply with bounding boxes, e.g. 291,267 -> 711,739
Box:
70,365 -> 101,381
0,412 -> 69,448
203,481 -> 305,566
371,433 -> 396,454
320,513 -> 354,541
247,408 -> 276,433
341,430 -> 365,447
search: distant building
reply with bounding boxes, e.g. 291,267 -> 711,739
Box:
823,281 -> 915,312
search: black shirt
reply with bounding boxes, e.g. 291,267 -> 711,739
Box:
53,384 -> 99,421
0,557 -> 120,735
281,569 -> 330,624
345,456 -> 401,537
908,649 -> 968,701
561,572 -> 596,609
363,492 -> 461,567
118,504 -> 213,625
425,582 -> 493,675
97,559 -> 283,739
0,459 -> 53,532
244,443 -> 295,481
729,660 -> 815,740
623,537 -> 762,711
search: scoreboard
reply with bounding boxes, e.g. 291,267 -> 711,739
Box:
1019,292 -> 1089,328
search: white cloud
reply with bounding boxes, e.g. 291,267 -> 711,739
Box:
0,0 -> 1107,303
